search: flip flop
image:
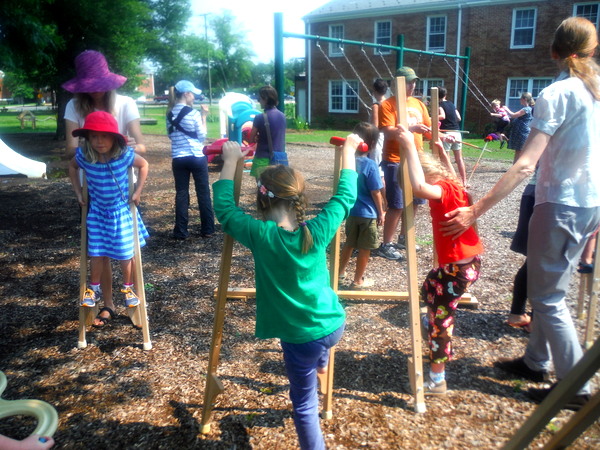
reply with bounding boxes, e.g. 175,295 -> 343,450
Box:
505,318 -> 531,330
92,307 -> 115,328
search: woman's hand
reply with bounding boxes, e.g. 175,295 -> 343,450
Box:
440,207 -> 477,238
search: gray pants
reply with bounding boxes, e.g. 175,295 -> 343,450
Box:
524,202 -> 600,394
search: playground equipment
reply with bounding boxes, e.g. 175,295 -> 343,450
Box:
576,234 -> 599,350
77,168 -> 151,350
0,371 -> 58,439
0,138 -> 46,178
203,93 -> 258,163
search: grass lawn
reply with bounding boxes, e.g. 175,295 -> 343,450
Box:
0,104 -> 514,161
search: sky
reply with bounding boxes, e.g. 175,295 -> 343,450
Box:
189,0 -> 329,63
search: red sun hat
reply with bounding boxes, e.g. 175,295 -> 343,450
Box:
62,50 -> 127,93
72,111 -> 128,148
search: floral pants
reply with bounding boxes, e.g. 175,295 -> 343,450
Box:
421,256 -> 481,363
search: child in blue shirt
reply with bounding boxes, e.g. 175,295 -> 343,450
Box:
338,122 -> 385,289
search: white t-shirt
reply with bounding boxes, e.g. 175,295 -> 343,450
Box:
64,94 -> 140,136
531,72 -> 600,208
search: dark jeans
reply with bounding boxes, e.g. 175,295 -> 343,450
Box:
172,156 -> 214,238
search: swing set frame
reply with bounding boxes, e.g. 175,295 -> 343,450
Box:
272,13 -> 472,127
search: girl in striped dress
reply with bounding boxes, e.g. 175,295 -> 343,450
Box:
68,111 -> 149,325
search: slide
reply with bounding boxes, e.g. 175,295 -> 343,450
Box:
0,137 -> 46,178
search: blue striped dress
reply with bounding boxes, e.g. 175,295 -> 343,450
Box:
76,147 -> 149,260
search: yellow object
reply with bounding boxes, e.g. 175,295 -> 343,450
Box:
0,371 -> 58,437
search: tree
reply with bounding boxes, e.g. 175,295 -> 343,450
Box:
209,12 -> 255,94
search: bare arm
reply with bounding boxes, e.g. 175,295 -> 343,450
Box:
455,109 -> 461,122
131,155 -> 149,205
438,106 -> 446,121
126,119 -> 146,155
371,103 -> 380,127
505,107 -> 525,119
248,126 -> 259,144
65,119 -> 79,159
397,125 -> 442,200
371,189 -> 385,226
440,128 -> 550,238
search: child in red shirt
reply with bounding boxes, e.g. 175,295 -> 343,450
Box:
397,125 -> 483,395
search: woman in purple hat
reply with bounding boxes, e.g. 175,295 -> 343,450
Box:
63,50 -> 146,158
63,50 -> 146,327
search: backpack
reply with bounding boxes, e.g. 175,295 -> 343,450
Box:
167,106 -> 198,139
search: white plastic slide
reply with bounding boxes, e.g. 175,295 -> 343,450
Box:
0,137 -> 46,178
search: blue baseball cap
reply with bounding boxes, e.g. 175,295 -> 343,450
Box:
175,80 -> 202,95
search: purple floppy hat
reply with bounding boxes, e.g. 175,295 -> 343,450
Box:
62,50 -> 127,93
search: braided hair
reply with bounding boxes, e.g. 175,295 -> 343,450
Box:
257,165 -> 314,254
552,17 -> 600,101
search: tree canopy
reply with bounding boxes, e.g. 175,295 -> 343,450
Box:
0,1 -> 304,123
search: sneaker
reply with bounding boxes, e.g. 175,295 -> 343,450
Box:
424,378 -> 447,396
376,243 -> 403,260
396,237 -> 421,252
528,384 -> 591,411
350,277 -> 374,290
80,288 -> 97,307
493,357 -> 550,382
122,287 -> 140,308
577,262 -> 593,274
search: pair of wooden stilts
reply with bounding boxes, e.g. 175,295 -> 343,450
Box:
77,168 -> 151,350
200,78 -> 438,433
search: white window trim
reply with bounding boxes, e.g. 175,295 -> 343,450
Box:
426,15 -> 447,52
505,77 -> 553,107
329,80 -> 359,113
374,20 -> 392,55
329,24 -> 344,57
573,2 -> 600,28
510,8 -> 537,49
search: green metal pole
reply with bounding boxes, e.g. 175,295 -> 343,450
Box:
396,34 -> 405,70
460,47 -> 471,130
274,12 -> 285,114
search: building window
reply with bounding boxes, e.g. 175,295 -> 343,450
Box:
415,79 -> 444,101
329,80 -> 359,113
374,21 -> 392,54
427,16 -> 446,52
506,78 -> 552,111
574,3 -> 599,28
511,8 -> 537,48
329,25 -> 344,57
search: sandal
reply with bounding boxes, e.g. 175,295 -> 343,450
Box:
505,315 -> 531,330
92,307 -> 115,328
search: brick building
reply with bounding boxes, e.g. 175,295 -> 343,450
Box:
302,0 -> 598,133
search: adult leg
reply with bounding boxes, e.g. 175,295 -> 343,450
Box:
452,149 -> 467,187
190,156 -> 215,236
280,325 -> 344,450
525,203 -> 600,394
172,157 -> 192,239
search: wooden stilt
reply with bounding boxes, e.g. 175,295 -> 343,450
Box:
395,77 -> 426,413
503,336 -> 600,449
583,235 -> 600,349
200,158 -> 244,435
576,273 -> 589,320
128,167 -> 152,350
318,139 -> 344,420
77,173 -> 98,348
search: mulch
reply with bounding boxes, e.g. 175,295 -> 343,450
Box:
0,133 -> 598,449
